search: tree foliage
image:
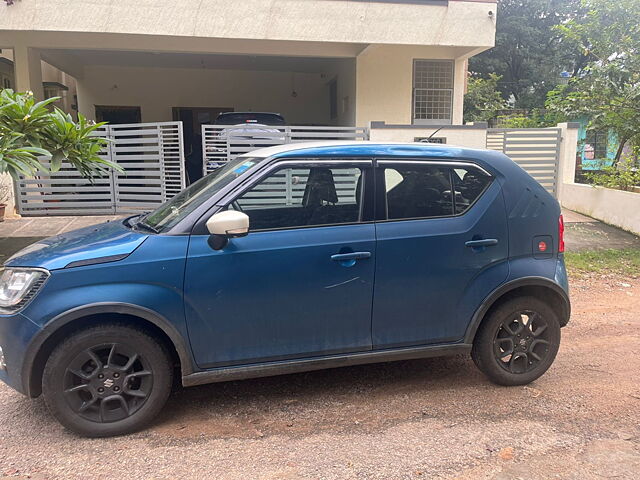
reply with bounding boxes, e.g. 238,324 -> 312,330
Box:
496,109 -> 566,128
0,89 -> 121,179
463,73 -> 507,123
470,0 -> 585,109
546,0 -> 640,164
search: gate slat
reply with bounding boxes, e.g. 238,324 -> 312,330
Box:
487,127 -> 560,197
16,121 -> 186,216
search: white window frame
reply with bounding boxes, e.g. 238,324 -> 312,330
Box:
412,59 -> 454,126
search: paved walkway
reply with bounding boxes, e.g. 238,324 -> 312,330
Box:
563,210 -> 640,252
0,215 -> 125,264
0,215 -> 124,238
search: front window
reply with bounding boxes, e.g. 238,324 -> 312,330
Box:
229,164 -> 366,231
140,157 -> 262,232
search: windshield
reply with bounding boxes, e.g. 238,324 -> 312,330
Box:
139,156 -> 262,232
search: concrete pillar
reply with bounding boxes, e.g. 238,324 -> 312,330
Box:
452,58 -> 467,125
556,122 -> 580,204
13,45 -> 44,100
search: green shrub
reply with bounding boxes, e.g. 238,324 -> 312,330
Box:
0,89 -> 122,179
584,158 -> 640,191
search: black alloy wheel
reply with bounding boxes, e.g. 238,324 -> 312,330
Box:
43,324 -> 173,437
62,342 -> 153,423
493,309 -> 552,374
472,296 -> 561,386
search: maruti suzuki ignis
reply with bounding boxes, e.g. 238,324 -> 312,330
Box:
0,142 -> 570,437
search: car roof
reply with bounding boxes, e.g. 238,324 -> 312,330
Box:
248,141 -> 491,160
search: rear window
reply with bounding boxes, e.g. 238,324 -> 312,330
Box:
451,167 -> 492,214
214,113 -> 286,126
382,164 -> 491,220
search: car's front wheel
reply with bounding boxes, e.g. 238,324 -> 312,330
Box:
471,296 -> 561,386
42,324 -> 173,437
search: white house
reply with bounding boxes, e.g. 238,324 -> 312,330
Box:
0,0 -> 497,217
0,0 -> 496,126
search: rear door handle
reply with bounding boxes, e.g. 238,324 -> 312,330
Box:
465,239 -> 498,248
331,252 -> 372,261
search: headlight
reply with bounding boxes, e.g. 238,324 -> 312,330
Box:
0,268 -> 49,314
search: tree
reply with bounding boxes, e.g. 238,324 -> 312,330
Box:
470,0 -> 585,109
0,89 -> 121,179
464,73 -> 507,123
546,0 -> 640,164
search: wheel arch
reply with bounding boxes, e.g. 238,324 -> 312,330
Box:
464,277 -> 571,344
23,303 -> 194,398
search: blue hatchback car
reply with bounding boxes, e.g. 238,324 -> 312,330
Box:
0,142 -> 570,437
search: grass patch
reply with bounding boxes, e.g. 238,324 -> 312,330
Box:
565,248 -> 640,277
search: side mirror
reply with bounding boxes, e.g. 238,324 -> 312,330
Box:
206,210 -> 249,250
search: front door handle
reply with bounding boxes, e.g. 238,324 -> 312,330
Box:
331,252 -> 372,262
465,239 -> 498,248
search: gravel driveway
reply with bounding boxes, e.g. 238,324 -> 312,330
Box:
1,275 -> 639,480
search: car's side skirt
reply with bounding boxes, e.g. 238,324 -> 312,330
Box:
182,343 -> 472,387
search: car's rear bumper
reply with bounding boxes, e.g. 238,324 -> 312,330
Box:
555,254 -> 571,326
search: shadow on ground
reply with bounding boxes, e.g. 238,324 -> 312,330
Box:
0,237 -> 44,263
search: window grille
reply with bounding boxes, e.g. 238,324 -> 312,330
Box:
413,60 -> 454,125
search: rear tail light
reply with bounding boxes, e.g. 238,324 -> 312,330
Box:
558,215 -> 565,253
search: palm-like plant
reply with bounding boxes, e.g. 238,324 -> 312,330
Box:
0,132 -> 50,177
0,89 -> 122,179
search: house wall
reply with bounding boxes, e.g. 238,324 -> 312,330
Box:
355,45 -> 468,127
369,123 -> 487,149
0,0 -> 496,49
332,59 -> 357,127
576,118 -> 618,170
555,122 -> 640,235
562,183 -> 640,235
41,61 -> 78,116
1,49 -> 77,115
77,65 -> 356,126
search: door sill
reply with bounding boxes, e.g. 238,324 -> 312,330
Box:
182,343 -> 471,387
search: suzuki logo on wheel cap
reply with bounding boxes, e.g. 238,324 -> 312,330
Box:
103,378 -> 114,388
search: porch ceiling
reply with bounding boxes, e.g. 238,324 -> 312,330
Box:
0,31 -> 368,60
40,49 -> 354,79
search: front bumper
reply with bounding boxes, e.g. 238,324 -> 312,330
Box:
0,312 -> 41,395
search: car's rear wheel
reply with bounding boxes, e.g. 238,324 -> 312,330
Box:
471,296 -> 561,386
42,324 -> 173,437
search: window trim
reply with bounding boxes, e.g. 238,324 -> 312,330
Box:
219,158 -> 375,233
412,59 -> 455,126
375,160 -> 494,223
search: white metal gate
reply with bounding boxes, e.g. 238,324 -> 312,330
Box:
487,128 -> 562,196
15,122 -> 186,216
238,167 -> 361,209
201,125 -> 369,175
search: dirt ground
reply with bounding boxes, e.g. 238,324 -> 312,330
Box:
0,274 -> 639,480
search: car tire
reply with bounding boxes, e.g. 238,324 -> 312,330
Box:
42,323 -> 173,437
471,296 -> 561,386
